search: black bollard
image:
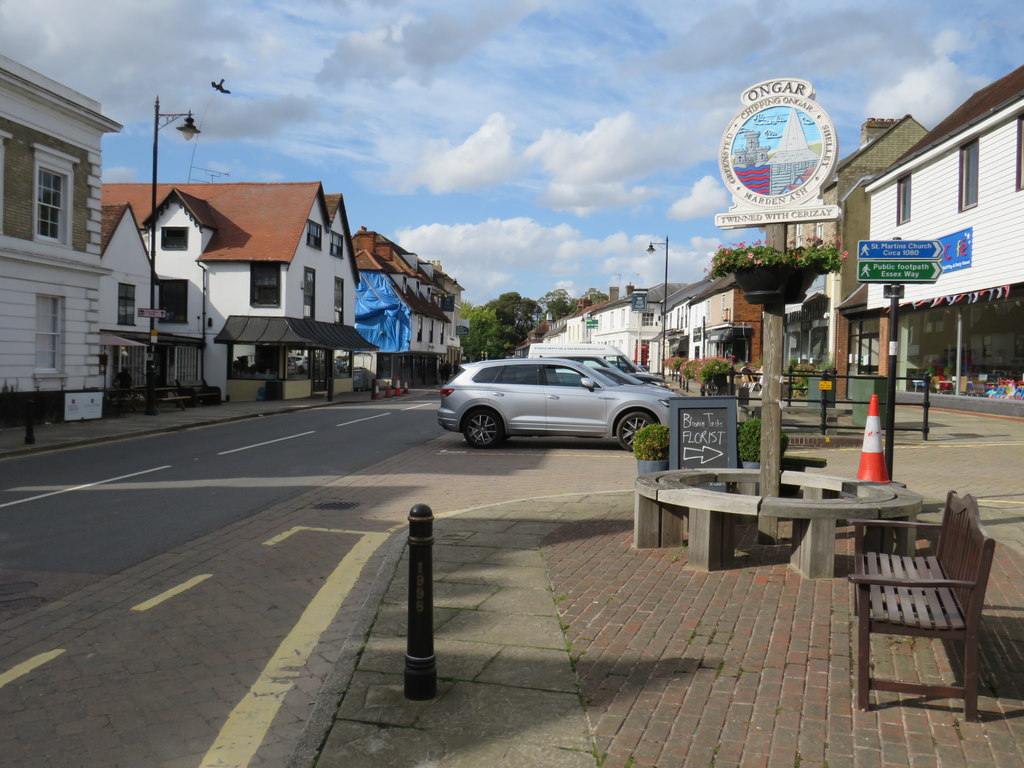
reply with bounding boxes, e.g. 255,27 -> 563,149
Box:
404,503 -> 437,700
24,399 -> 35,445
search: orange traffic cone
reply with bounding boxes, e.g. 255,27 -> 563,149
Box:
372,379 -> 380,400
393,378 -> 403,396
857,394 -> 889,483
384,382 -> 392,398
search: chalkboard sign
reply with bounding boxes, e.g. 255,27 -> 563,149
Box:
668,397 -> 739,471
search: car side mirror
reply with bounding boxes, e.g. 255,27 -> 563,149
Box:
580,377 -> 597,391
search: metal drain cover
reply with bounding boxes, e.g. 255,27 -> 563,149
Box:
0,581 -> 38,596
314,501 -> 360,511
0,596 -> 45,611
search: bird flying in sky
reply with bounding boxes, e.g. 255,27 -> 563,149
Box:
211,79 -> 230,94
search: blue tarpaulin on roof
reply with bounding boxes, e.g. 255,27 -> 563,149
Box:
355,272 -> 410,352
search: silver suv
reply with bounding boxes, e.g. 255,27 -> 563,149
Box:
437,358 -> 677,450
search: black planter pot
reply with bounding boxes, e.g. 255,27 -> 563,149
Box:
733,265 -> 818,305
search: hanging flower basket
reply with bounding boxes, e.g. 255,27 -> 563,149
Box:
733,264 -> 818,305
708,238 -> 847,305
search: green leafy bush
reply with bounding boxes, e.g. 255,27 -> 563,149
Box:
737,417 -> 789,463
632,423 -> 670,461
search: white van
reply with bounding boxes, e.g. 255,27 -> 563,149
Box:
527,343 -> 667,387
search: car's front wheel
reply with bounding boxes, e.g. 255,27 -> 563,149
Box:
616,410 -> 655,451
462,408 -> 506,448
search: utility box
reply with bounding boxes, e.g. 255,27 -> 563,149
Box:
850,376 -> 887,427
264,380 -> 284,401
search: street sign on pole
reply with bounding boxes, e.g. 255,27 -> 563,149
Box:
138,308 -> 167,318
857,260 -> 943,283
857,239 -> 943,284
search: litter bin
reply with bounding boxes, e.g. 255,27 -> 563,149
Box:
850,376 -> 887,427
807,376 -> 835,408
264,379 -> 284,400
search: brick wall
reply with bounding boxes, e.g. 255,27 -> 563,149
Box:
0,115 -> 92,250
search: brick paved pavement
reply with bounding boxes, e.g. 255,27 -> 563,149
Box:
4,394 -> 1024,767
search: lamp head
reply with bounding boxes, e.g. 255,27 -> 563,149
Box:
647,242 -> 656,254
177,113 -> 200,141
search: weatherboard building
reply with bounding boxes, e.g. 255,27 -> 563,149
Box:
864,63 -> 1024,397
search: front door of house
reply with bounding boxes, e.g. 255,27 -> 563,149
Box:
311,348 -> 329,394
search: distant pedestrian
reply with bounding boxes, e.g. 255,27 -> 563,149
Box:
114,367 -> 132,389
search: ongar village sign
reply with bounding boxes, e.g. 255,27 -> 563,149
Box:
716,78 -> 840,229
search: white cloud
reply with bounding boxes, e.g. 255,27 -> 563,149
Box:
402,113 -> 521,193
863,31 -> 988,127
668,176 -> 728,221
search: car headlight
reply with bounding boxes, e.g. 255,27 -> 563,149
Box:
658,398 -> 671,407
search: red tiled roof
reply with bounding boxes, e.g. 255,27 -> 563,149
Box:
102,182 -> 325,263
901,63 -> 1024,160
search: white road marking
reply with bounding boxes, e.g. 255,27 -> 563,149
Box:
0,465 -> 171,509
336,413 -> 390,427
130,574 -> 213,612
217,431 -> 316,455
401,402 -> 434,411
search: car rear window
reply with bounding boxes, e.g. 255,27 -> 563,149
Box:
470,366 -> 501,384
497,364 -> 540,385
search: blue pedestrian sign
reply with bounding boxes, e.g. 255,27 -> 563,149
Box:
857,239 -> 944,284
857,240 -> 942,260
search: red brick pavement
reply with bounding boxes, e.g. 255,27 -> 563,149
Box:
542,515 -> 1024,768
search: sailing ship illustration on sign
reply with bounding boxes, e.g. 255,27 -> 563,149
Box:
731,107 -> 821,196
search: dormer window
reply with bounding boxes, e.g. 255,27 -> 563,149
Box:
161,227 -> 188,250
306,221 -> 322,249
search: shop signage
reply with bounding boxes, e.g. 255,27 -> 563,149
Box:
668,397 -> 739,472
631,291 -> 648,312
716,78 -> 840,229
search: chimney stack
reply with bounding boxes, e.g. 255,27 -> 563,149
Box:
625,283 -> 635,295
608,286 -> 620,302
860,117 -> 897,147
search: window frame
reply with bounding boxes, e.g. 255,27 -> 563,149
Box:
306,220 -> 322,249
0,131 -> 10,233
32,144 -> 78,245
334,277 -> 345,324
330,231 -> 344,258
159,279 -> 188,324
896,174 -> 912,225
117,282 -> 136,325
250,262 -> 281,307
959,139 -> 979,211
161,226 -> 189,250
303,267 -> 316,319
35,295 -> 62,371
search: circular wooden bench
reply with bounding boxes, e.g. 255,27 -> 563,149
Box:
634,469 -> 923,579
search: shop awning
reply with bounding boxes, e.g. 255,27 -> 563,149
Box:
214,316 -> 377,350
99,332 -> 146,347
707,324 -> 753,343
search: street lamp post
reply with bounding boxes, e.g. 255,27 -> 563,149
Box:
146,97 -> 199,415
647,238 -> 669,377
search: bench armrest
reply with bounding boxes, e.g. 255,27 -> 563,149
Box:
848,518 -> 939,530
848,573 -> 976,590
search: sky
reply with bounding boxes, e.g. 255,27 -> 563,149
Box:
2,0 -> 1022,305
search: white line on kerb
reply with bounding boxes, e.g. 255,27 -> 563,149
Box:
336,413 -> 390,427
218,431 -> 316,455
0,465 -> 172,509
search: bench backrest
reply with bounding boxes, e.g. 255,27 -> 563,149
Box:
936,491 -> 996,625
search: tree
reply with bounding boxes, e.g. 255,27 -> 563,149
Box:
489,292 -> 540,351
460,302 -> 506,361
580,287 -> 609,305
537,288 -> 577,321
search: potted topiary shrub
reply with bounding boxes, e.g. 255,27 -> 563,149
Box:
633,423 -> 670,475
736,417 -> 789,469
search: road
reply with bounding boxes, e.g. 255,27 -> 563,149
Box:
0,393 -> 639,767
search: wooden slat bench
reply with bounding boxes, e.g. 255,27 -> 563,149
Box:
154,386 -> 189,411
848,490 -> 995,721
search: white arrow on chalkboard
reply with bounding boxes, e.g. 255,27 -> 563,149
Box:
683,445 -> 724,464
